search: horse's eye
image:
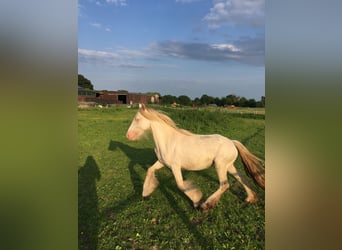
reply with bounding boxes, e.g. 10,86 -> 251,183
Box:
135,117 -> 140,122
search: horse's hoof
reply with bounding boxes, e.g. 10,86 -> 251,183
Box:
142,190 -> 153,197
142,195 -> 151,201
245,196 -> 258,204
193,198 -> 205,209
200,202 -> 213,211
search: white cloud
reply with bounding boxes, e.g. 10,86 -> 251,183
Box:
78,48 -> 149,67
78,48 -> 147,60
78,48 -> 151,69
78,3 -> 85,17
204,0 -> 264,28
117,63 -> 147,69
176,0 -> 201,3
116,49 -> 147,58
89,22 -> 111,32
90,22 -> 102,29
89,0 -> 127,7
211,43 -> 241,52
148,37 -> 264,65
79,36 -> 264,67
78,49 -> 120,59
106,0 -> 127,6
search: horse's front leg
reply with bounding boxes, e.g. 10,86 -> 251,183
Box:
171,165 -> 203,208
142,161 -> 164,197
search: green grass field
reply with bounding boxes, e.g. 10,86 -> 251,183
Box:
78,106 -> 265,250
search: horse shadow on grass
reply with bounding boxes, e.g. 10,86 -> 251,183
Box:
102,140 -> 157,224
107,140 -> 156,196
78,156 -> 101,250
105,140 -> 214,249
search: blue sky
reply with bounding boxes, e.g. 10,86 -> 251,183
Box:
78,0 -> 264,100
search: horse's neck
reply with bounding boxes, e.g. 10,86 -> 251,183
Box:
150,122 -> 178,153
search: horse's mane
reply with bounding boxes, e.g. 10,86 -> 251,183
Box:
139,107 -> 193,136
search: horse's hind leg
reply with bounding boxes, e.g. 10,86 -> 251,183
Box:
200,163 -> 230,211
142,161 -> 164,197
227,164 -> 258,203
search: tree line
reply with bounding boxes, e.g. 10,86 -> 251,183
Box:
161,94 -> 265,108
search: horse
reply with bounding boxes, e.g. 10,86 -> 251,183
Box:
126,104 -> 265,210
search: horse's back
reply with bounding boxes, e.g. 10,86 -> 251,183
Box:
200,134 -> 238,160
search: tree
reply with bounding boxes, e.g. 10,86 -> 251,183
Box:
256,96 -> 265,107
200,94 -> 215,105
177,95 -> 192,106
238,97 -> 248,107
214,97 -> 224,106
193,97 -> 201,106
226,94 -> 240,106
78,74 -> 94,90
247,98 -> 257,107
161,95 -> 177,104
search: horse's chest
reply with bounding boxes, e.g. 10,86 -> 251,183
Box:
154,147 -> 162,160
154,147 -> 176,166
154,147 -> 165,164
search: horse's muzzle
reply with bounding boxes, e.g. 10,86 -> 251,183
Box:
126,131 -> 136,140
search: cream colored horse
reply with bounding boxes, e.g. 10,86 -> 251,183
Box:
126,104 -> 265,210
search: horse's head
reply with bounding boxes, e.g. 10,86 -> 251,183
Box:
126,104 -> 151,141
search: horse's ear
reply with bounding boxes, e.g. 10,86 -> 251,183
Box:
140,103 -> 146,110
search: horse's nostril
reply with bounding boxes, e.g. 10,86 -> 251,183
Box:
126,131 -> 134,140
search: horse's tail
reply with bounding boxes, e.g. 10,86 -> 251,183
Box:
232,140 -> 265,189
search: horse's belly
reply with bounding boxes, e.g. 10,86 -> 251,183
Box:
181,155 -> 214,171
182,163 -> 212,171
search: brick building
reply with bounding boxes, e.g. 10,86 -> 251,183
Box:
78,87 -> 159,106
